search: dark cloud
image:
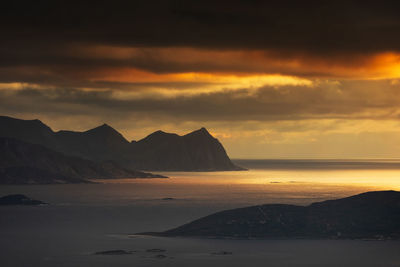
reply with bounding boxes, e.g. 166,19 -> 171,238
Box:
1,1 -> 399,82
1,80 -> 400,122
0,45 -> 380,78
2,1 -> 400,53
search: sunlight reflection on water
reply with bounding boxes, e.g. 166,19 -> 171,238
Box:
1,160 -> 400,267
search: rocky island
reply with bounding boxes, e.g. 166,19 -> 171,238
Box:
0,194 -> 47,205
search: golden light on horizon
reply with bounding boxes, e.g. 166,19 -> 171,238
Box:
368,52 -> 400,79
90,69 -> 313,97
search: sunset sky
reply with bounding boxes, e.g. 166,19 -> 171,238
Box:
2,1 -> 400,158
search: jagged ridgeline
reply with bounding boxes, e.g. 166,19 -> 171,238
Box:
0,116 -> 243,171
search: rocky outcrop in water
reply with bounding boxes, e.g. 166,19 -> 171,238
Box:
0,194 -> 46,205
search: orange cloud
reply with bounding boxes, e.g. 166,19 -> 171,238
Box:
73,45 -> 400,80
2,44 -> 400,91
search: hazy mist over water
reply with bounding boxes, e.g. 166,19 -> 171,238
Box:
1,159 -> 400,266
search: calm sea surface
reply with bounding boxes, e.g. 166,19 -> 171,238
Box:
1,159 -> 400,267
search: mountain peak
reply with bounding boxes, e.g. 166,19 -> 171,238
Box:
0,116 -> 53,131
199,127 -> 208,133
0,115 -> 55,146
153,130 -> 167,135
87,123 -> 118,134
84,123 -> 129,145
96,123 -> 112,130
141,130 -> 179,142
185,127 -> 213,138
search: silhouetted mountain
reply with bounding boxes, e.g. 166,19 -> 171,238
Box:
0,116 -> 129,162
0,194 -> 46,205
129,127 -> 243,171
0,116 -> 57,147
0,137 -> 164,184
144,191 -> 400,239
0,116 -> 242,171
56,123 -> 130,162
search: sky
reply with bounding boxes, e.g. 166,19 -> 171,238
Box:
2,1 -> 400,159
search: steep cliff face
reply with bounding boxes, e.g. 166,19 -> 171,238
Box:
182,128 -> 239,171
0,137 -> 163,184
0,116 -> 242,171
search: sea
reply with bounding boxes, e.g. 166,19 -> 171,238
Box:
1,159 -> 400,267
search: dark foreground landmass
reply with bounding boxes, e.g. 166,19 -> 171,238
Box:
0,194 -> 47,205
142,191 -> 400,239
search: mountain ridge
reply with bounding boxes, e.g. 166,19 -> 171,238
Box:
0,115 -> 242,171
130,127 -> 242,171
0,137 -> 164,184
